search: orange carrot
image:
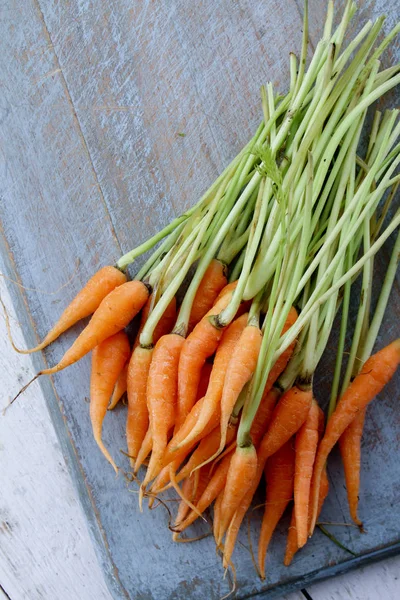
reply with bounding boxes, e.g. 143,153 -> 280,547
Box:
175,451 -> 234,533
134,295 -> 177,349
143,333 -> 185,486
133,427 -> 152,473
161,396 -> 220,473
217,444 -> 258,544
176,290 -> 236,429
108,360 -> 129,410
339,408 -> 366,527
39,281 -> 149,376
284,465 -> 329,566
219,389 -> 282,567
311,464 -> 330,524
126,347 -> 153,466
258,439 -> 295,579
217,323 -> 263,455
174,474 -> 197,529
284,510 -> 298,567
173,466 -> 211,530
146,366 -> 213,490
153,422 -> 237,497
175,313 -> 248,450
188,259 -> 227,333
213,491 -> 224,546
150,397 -> 223,495
90,331 -> 130,472
222,384 -> 311,568
310,339 -> 400,533
294,399 -> 320,547
126,296 -> 177,465
258,385 -> 313,465
214,280 -> 238,303
223,482 -> 255,568
196,362 -> 213,401
250,387 -> 280,447
175,422 -> 237,486
18,266 -> 127,354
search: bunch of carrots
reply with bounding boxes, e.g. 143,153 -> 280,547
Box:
7,0 -> 400,583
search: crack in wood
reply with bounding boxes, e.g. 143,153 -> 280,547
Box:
33,0 -> 123,257
0,583 -> 12,600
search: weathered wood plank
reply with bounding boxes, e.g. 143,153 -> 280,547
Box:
37,0 -> 306,269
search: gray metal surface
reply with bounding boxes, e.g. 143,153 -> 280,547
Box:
1,1 -> 399,598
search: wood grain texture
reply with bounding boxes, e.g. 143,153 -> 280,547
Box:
0,0 -> 399,599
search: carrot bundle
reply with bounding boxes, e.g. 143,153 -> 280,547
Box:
7,0 -> 400,587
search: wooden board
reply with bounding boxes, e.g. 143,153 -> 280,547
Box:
1,1 -> 399,599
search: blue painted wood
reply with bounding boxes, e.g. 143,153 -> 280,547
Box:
1,0 -> 399,598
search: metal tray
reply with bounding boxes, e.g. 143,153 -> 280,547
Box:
1,0 -> 399,598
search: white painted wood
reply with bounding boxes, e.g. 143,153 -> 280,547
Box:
0,275 -> 111,600
308,555 -> 400,599
1,266 -> 399,600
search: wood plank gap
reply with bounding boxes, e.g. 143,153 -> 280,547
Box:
33,0 -> 123,257
0,584 -> 12,600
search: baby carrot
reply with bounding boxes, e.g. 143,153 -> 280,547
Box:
216,443 -> 258,544
284,465 -> 329,566
108,360 -> 129,410
258,439 -> 295,579
90,331 -> 130,472
176,288 -> 237,429
309,339 -> 400,533
16,266 -> 127,354
134,295 -> 177,349
39,281 -> 149,376
133,427 -> 152,474
339,409 -> 366,527
126,347 -> 153,466
126,296 -> 177,465
223,471 -> 259,569
258,384 -> 313,465
174,313 -> 248,450
143,333 -> 185,486
250,387 -> 280,447
294,399 -> 321,547
217,323 -> 262,456
174,451 -> 234,533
